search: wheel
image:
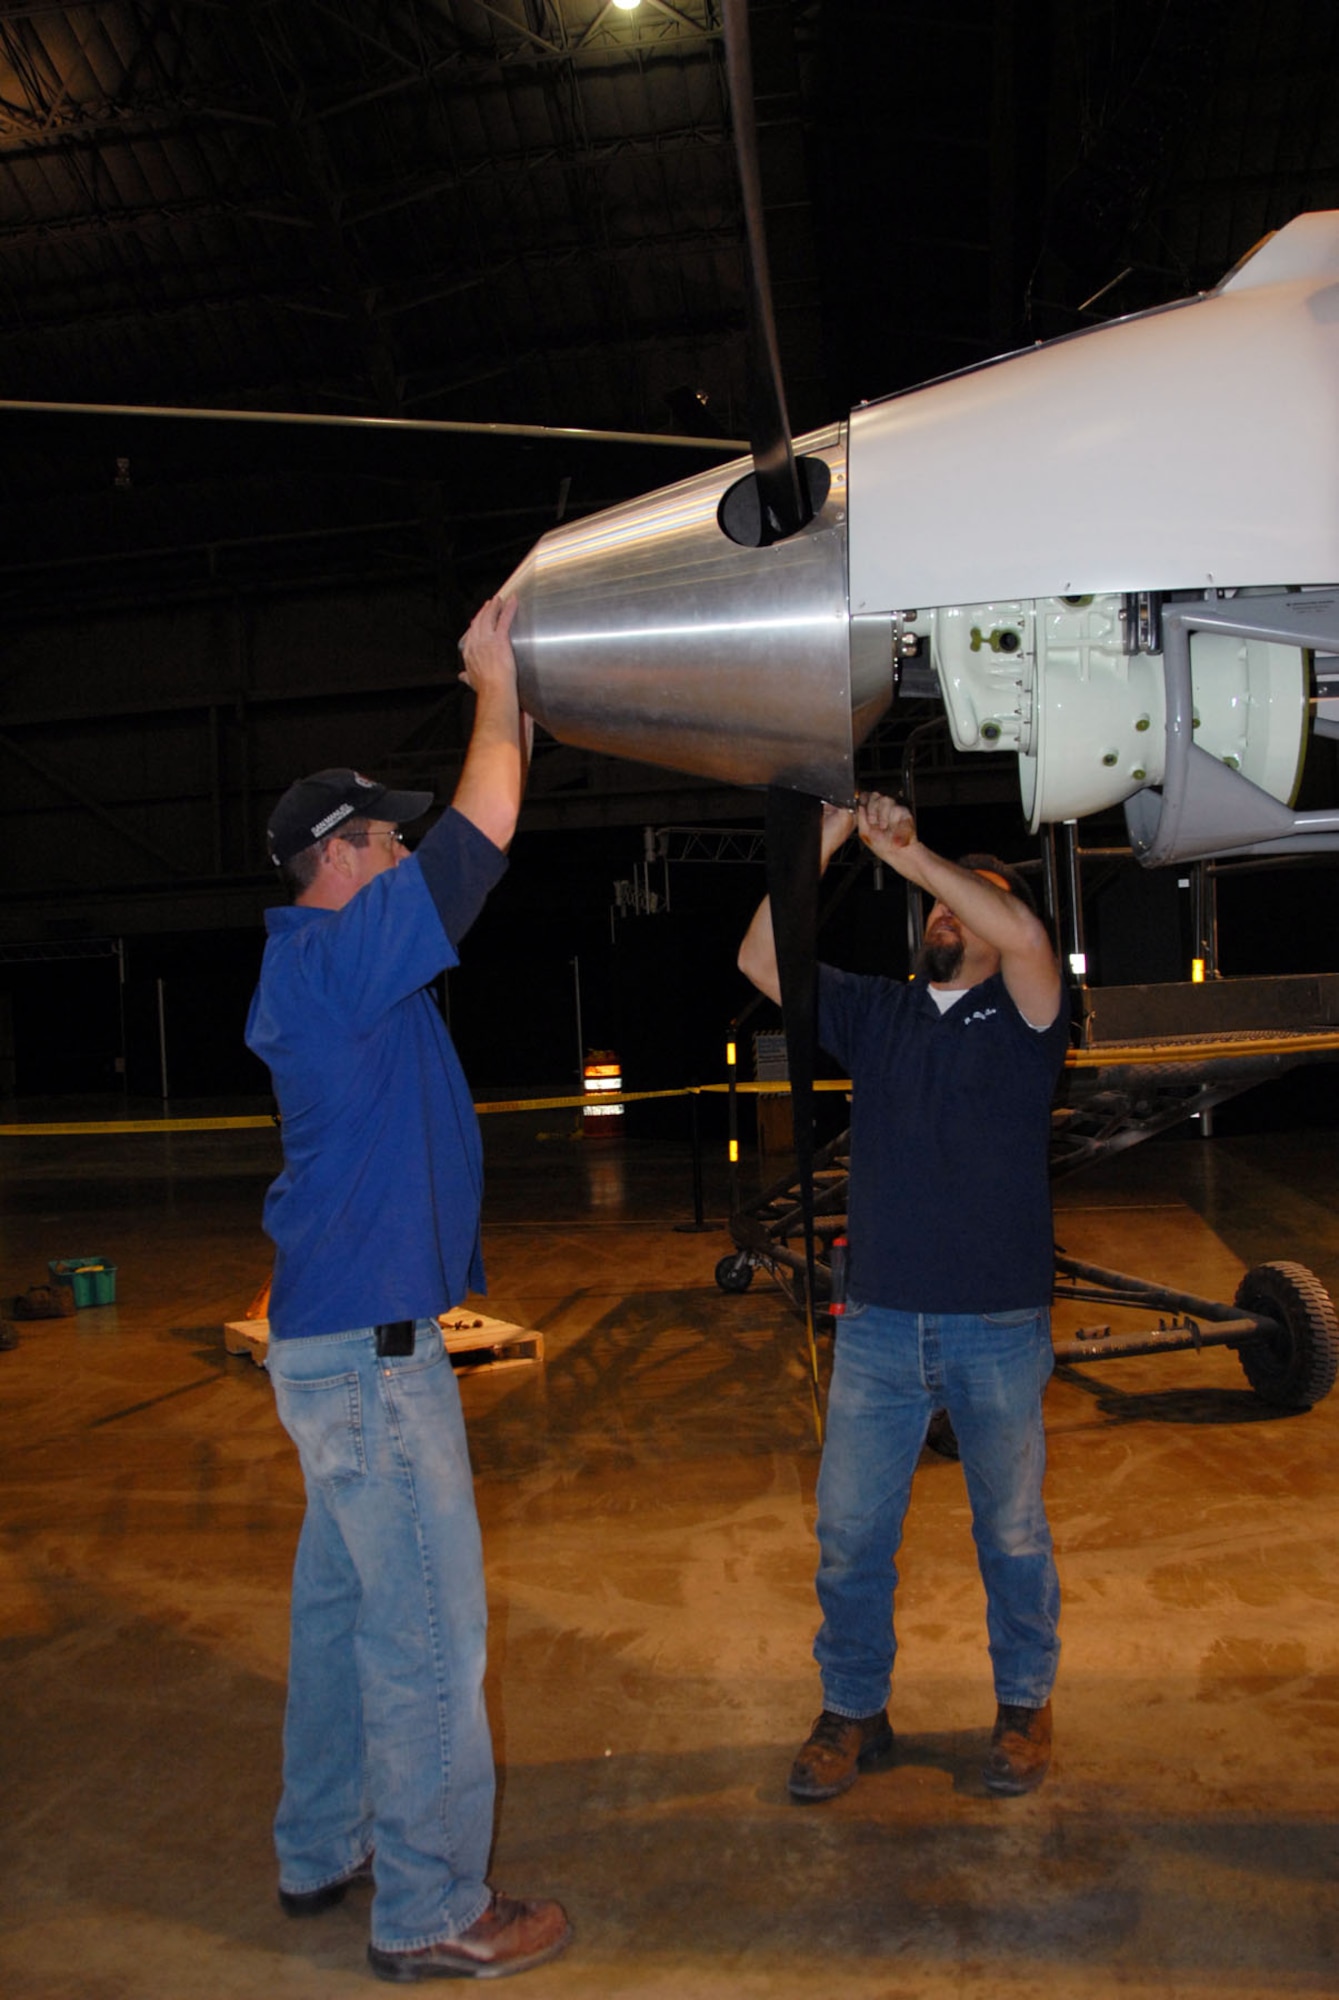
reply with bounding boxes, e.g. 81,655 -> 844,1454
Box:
1233,1261 -> 1339,1410
715,1251 -> 755,1294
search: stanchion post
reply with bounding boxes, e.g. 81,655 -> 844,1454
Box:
726,1032 -> 740,1217
674,1082 -> 711,1234
690,1084 -> 705,1228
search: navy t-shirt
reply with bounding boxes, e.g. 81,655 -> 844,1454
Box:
818,966 -> 1069,1314
245,808 -> 507,1339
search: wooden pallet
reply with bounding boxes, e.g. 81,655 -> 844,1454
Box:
224,1312 -> 543,1372
223,1317 -> 271,1365
439,1312 -> 544,1373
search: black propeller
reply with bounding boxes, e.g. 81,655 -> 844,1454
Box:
721,0 -> 814,549
725,0 -> 829,1427
763,787 -> 827,1431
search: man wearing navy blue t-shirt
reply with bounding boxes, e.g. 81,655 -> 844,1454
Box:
739,792 -> 1068,1804
246,596 -> 572,1983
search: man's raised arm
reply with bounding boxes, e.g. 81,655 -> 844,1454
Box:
737,804 -> 857,1003
856,794 -> 1062,1029
452,595 -> 532,854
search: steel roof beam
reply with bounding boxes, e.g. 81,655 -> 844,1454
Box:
345,120 -> 732,225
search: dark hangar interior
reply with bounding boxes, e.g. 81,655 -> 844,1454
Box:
6,11 -> 1339,1998
3,0 -> 1339,1101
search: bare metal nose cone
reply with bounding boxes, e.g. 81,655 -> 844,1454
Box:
502,424 -> 890,803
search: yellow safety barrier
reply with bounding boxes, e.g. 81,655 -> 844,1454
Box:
4,1033 -> 1339,1135
477,1086 -> 694,1114
0,1116 -> 279,1136
0,1080 -> 852,1136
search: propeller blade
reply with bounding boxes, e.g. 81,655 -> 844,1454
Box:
764,783 -> 826,1436
0,395 -> 745,457
722,0 -> 811,546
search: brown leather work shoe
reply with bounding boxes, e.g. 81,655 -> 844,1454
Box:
367,1891 -> 573,1982
788,1707 -> 895,1802
982,1699 -> 1052,1795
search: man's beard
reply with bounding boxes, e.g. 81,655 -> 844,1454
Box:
914,932 -> 965,984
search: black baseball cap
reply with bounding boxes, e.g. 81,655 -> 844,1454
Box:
957,852 -> 1038,914
267,768 -> 433,866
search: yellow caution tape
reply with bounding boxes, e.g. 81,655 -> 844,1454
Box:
0,1088 -> 698,1134
698,1079 -> 851,1094
4,1031 -> 1339,1135
0,1116 -> 280,1136
474,1086 -> 694,1114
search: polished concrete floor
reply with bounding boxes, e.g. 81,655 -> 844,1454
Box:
3,1098 -> 1338,1999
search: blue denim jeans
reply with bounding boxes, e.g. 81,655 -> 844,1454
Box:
814,1299 -> 1060,1715
267,1320 -> 494,1952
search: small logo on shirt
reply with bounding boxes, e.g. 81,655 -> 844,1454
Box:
962,1006 -> 998,1026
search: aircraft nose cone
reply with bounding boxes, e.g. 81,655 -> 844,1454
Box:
501,428 -> 890,802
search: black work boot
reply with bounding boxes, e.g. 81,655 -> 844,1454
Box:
279,1855 -> 373,1917
788,1708 -> 894,1802
982,1699 -> 1052,1795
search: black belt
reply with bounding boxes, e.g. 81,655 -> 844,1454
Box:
375,1320 -> 415,1356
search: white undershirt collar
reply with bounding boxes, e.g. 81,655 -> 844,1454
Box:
927,984 -> 965,1014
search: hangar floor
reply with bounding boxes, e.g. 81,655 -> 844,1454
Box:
2,1099 -> 1337,1999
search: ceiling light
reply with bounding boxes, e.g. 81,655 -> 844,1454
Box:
612,0 -> 641,10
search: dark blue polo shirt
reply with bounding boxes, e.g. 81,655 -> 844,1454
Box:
245,809 -> 506,1339
818,966 -> 1068,1314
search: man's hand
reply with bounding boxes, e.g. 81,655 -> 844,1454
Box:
856,792 -> 922,875
452,594 -> 529,852
739,798 -> 856,1005
821,801 -> 857,865
459,594 -> 518,702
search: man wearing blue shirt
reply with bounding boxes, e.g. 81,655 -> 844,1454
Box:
246,596 -> 572,1983
739,793 -> 1068,1805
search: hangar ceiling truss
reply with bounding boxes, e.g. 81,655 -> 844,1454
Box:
0,0 -> 1335,933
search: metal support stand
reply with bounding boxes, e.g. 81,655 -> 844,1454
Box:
1058,819 -> 1088,994
1190,859 -> 1220,977
1052,1255 -> 1269,1361
1041,825 -> 1062,942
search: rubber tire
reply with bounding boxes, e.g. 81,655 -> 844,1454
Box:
715,1251 -> 755,1294
1233,1260 -> 1339,1410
